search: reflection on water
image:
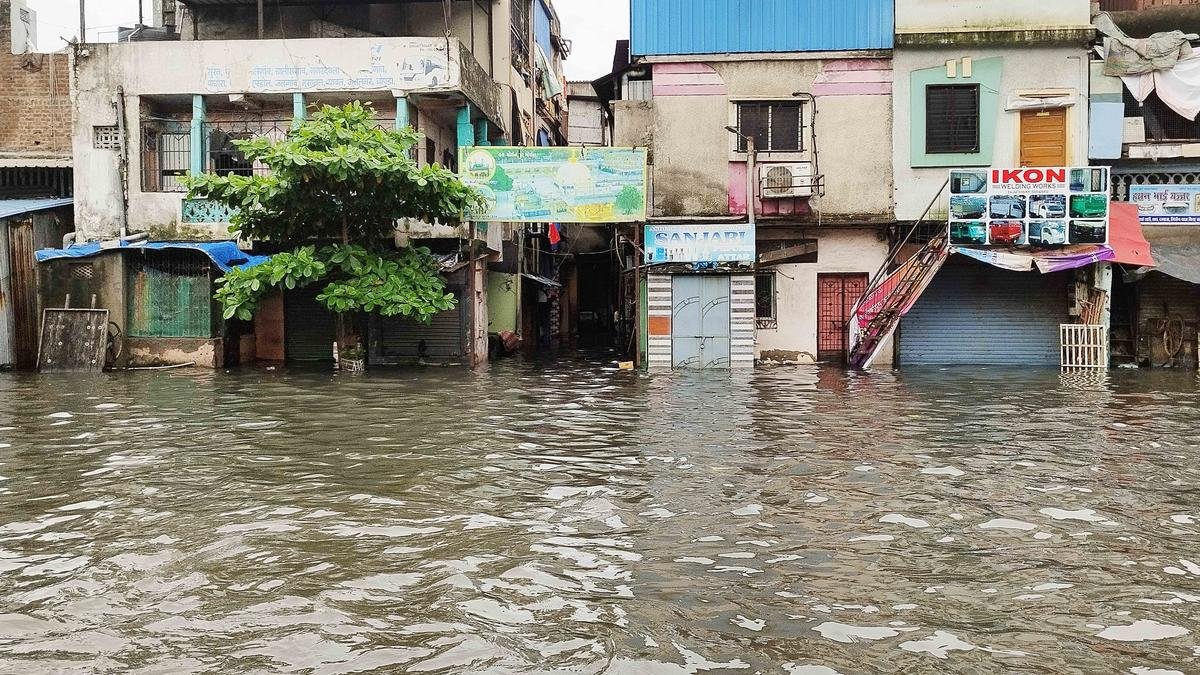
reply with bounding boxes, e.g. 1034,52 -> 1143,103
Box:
0,360 -> 1197,673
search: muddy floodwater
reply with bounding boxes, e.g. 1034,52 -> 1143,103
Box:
0,360 -> 1198,673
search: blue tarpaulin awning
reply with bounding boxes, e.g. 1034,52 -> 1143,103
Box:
35,240 -> 269,273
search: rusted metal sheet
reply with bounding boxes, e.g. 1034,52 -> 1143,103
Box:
37,309 -> 108,373
9,219 -> 38,369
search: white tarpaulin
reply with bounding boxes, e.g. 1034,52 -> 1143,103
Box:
1120,52 -> 1200,121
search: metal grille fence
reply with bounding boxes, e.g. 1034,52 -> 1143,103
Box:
126,251 -> 214,338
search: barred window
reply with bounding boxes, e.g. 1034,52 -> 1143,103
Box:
126,251 -> 213,338
141,126 -> 191,192
736,102 -> 804,153
926,84 -> 980,154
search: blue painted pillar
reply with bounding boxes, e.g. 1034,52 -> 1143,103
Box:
456,104 -> 475,149
395,94 -> 409,130
292,93 -> 306,127
190,95 -> 206,176
475,119 -> 490,146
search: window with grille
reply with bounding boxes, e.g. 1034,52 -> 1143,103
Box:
755,272 -> 776,329
142,126 -> 191,192
736,102 -> 804,153
926,84 -> 980,154
126,251 -> 213,338
511,0 -> 531,73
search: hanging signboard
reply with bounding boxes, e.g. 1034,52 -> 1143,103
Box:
643,223 -> 755,264
1128,184 -> 1200,225
947,167 -> 1111,247
459,147 -> 648,223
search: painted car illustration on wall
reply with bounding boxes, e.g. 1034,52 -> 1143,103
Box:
988,221 -> 1026,246
1069,194 -> 1109,219
949,221 -> 986,246
1029,220 -> 1068,246
1070,220 -> 1108,244
1030,194 -> 1066,219
950,196 -> 986,220
989,195 -> 1026,219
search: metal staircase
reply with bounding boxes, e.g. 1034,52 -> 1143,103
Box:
847,181 -> 950,370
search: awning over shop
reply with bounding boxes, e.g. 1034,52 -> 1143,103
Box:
35,240 -> 269,273
952,201 -> 1154,274
1129,225 -> 1200,285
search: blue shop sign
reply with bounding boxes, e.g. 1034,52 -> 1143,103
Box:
644,223 -> 755,264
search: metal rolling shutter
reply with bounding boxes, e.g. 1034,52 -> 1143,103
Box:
284,285 -> 337,362
900,256 -> 1069,366
377,290 -> 466,362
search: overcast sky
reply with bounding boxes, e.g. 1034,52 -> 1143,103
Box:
26,0 -> 627,80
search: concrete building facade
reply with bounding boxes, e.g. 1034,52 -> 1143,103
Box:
54,0 -> 569,368
612,0 -> 896,369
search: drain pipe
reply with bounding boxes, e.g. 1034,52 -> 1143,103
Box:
114,86 -> 130,238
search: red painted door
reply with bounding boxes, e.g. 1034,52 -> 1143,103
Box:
817,273 -> 869,362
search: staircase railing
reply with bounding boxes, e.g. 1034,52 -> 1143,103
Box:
848,180 -> 950,369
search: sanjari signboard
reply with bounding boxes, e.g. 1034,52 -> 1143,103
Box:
459,147 -> 648,223
644,223 -> 755,264
948,167 -> 1111,248
1129,184 -> 1200,225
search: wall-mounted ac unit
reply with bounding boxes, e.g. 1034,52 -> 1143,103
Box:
760,162 -> 815,199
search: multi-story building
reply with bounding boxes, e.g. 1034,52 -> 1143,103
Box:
0,0 -> 73,369
611,0 -> 896,369
1090,0 -> 1200,368
44,0 -> 568,368
887,0 -> 1109,368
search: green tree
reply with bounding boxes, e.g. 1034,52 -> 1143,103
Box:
186,102 -> 483,340
615,185 -> 644,215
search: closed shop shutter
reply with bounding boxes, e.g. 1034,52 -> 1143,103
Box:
900,256 -> 1069,366
284,285 -> 337,362
1138,273 -> 1200,323
376,289 -> 465,362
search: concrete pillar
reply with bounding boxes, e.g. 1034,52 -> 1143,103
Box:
456,104 -> 475,149
190,95 -> 206,176
475,119 -> 490,146
395,95 -> 409,130
292,93 -> 306,125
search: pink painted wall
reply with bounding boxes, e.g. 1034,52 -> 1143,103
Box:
728,162 -> 812,217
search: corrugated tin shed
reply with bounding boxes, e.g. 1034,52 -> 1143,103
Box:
631,0 -> 894,56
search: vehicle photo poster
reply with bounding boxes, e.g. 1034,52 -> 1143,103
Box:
1128,183 -> 1200,225
948,167 -> 1111,248
458,147 -> 648,223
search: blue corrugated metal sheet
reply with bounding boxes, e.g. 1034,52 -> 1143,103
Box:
631,0 -> 894,56
0,198 -> 72,221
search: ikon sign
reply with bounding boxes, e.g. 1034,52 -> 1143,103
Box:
989,168 -> 1069,193
947,167 -> 1111,248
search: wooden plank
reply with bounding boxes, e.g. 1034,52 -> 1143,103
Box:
759,241 -> 819,265
38,309 -> 108,373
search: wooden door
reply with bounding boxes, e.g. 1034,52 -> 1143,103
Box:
1020,108 -> 1067,167
8,220 -> 38,369
817,273 -> 869,362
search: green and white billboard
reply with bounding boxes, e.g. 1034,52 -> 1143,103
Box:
458,147 -> 648,223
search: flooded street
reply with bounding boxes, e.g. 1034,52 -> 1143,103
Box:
0,360 -> 1197,673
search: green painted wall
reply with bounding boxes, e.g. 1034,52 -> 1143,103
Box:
487,272 -> 519,334
910,57 -> 1003,168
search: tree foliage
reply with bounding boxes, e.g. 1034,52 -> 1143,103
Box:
185,102 -> 481,325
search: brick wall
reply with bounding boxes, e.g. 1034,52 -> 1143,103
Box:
0,0 -> 71,158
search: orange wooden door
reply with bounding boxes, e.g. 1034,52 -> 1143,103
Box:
1020,108 -> 1067,167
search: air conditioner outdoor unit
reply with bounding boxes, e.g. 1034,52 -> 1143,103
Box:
760,162 -> 814,199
